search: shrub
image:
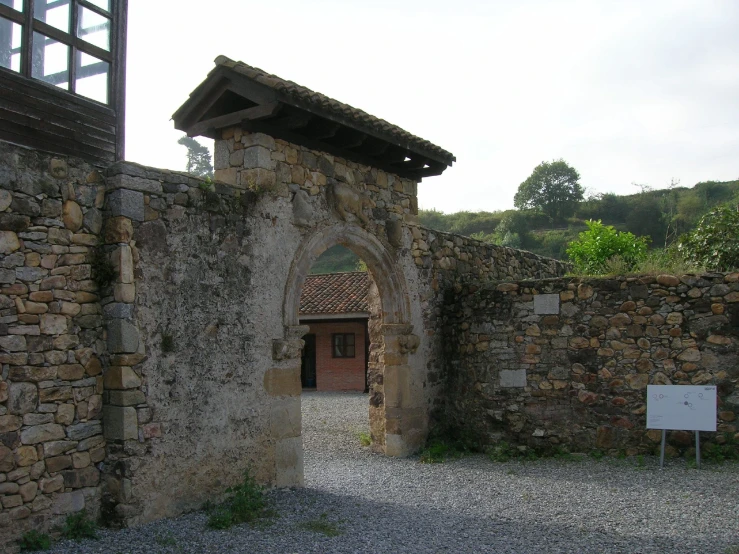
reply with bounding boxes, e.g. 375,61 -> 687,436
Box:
678,205 -> 739,271
566,220 -> 649,274
62,510 -> 97,541
206,471 -> 274,530
19,530 -> 51,551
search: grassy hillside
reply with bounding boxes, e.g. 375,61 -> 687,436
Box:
420,179 -> 739,261
307,179 -> 738,271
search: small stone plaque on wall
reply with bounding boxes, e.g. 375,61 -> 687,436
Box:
534,293 -> 560,315
500,369 -> 527,388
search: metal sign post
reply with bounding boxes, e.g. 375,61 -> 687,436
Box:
658,429 -> 701,469
649,385 -> 716,469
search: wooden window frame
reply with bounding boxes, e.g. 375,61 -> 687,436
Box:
0,0 -> 127,158
332,333 -> 356,359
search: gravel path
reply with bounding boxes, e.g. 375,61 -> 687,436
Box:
47,392 -> 739,553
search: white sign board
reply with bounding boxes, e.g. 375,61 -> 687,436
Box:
647,385 -> 717,431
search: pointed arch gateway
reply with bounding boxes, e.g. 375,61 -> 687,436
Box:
280,223 -> 422,472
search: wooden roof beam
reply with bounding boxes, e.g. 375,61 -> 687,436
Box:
302,119 -> 341,140
185,102 -> 281,138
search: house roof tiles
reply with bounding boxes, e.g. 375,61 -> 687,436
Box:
299,271 -> 369,315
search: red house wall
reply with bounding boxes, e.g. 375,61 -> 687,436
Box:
307,320 -> 367,391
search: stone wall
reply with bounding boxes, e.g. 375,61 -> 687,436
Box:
99,130 -> 435,526
0,130 -> 570,543
0,142 -> 106,542
443,273 -> 739,456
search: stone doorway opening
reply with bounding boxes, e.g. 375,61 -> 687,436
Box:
275,223 -> 422,485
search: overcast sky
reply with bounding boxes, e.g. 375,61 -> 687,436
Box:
125,0 -> 739,213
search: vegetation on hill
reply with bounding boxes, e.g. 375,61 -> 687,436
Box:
306,174 -> 739,275
310,245 -> 362,274
420,178 -> 739,264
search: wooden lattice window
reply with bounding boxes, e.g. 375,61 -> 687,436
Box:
0,0 -> 123,106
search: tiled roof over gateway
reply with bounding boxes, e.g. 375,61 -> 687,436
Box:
172,56 -> 455,180
214,57 -> 455,165
299,272 -> 369,316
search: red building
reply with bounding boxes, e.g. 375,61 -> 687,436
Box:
299,272 -> 369,392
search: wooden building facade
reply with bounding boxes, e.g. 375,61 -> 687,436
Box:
0,0 -> 127,164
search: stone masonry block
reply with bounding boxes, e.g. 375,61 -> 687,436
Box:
107,189 -> 144,222
242,146 -> 273,170
107,174 -> 163,194
107,319 -> 139,353
500,369 -> 527,388
103,302 -> 134,320
214,140 -> 230,170
263,367 -> 301,397
534,293 -> 560,315
270,397 -> 301,440
107,390 -> 146,406
274,436 -> 303,488
103,366 -> 142,390
103,405 -> 138,441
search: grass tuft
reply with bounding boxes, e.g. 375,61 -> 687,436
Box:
299,513 -> 343,537
19,530 -> 52,551
357,431 -> 371,447
62,510 -> 97,541
206,470 -> 276,530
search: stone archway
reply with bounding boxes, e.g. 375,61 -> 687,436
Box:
276,223 -> 422,476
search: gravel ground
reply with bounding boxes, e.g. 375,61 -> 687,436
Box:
46,391 -> 739,554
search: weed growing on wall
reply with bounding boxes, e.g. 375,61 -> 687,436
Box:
206,471 -> 275,530
91,248 -> 116,290
420,425 -> 482,463
161,333 -> 175,353
62,510 -> 97,541
701,433 -> 739,463
19,530 -> 51,551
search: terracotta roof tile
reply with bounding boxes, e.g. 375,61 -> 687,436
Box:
299,272 -> 369,315
213,56 -> 455,166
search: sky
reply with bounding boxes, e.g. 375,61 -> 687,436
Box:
125,0 -> 739,214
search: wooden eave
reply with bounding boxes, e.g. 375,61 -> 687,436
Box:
173,63 -> 455,181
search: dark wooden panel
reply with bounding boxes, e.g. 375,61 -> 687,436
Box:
0,121 -> 114,164
0,79 -> 116,135
0,66 -> 117,163
0,107 -> 115,156
0,97 -> 115,149
0,68 -> 115,120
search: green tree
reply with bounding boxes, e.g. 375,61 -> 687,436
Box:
178,135 -> 214,178
678,205 -> 739,271
566,220 -> 649,274
514,159 -> 584,223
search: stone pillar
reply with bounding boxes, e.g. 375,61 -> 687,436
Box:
375,324 -> 424,457
267,325 -> 308,487
100,173 -> 158,525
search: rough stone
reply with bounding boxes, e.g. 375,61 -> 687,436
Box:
20,423 -> 65,445
534,294 -> 560,315
107,188 -> 145,222
499,369 -> 526,388
62,200 -> 83,231
103,406 -> 138,440
8,383 -> 37,415
107,319 -> 139,353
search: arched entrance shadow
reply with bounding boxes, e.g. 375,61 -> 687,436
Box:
274,223 -> 423,486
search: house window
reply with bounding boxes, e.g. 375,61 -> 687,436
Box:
0,0 -> 116,104
332,333 -> 355,358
